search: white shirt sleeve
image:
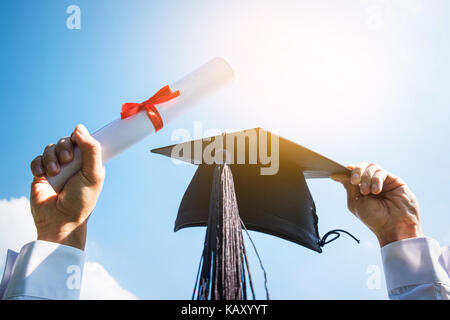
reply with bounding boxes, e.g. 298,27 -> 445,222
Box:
381,237 -> 450,300
0,240 -> 85,300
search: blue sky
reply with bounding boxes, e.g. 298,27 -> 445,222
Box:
1,0 -> 450,299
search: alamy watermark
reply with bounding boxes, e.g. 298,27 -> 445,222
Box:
66,264 -> 82,290
363,0 -> 423,30
66,5 -> 81,30
170,121 -> 280,175
366,264 -> 381,290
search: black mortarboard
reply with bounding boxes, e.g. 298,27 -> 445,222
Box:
151,128 -> 352,253
152,128 -> 359,300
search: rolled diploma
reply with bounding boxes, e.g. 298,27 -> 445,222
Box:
47,57 -> 234,192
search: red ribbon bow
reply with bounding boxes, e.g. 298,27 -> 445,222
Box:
121,85 -> 180,132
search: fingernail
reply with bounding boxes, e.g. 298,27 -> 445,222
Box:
47,162 -> 58,174
34,166 -> 43,176
361,182 -> 368,192
351,173 -> 359,184
371,184 -> 378,193
60,150 -> 71,162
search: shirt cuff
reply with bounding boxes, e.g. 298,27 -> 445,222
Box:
381,237 -> 449,291
0,250 -> 19,298
2,240 -> 85,300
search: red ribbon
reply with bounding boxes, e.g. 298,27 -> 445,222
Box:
121,85 -> 180,132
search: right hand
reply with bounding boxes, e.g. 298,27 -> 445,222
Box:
331,163 -> 423,247
29,124 -> 105,250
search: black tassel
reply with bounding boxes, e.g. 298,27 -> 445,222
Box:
192,164 -> 269,300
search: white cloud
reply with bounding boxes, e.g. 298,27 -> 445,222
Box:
0,197 -> 137,300
0,197 -> 36,256
81,262 -> 137,300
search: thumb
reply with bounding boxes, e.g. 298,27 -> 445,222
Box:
331,173 -> 351,188
72,124 -> 104,185
331,164 -> 356,190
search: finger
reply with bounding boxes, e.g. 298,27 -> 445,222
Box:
55,136 -> 74,164
30,156 -> 44,177
30,176 -> 57,208
360,163 -> 379,195
70,131 -> 77,144
42,144 -> 60,176
371,169 -> 388,194
72,124 -> 104,185
350,162 -> 369,185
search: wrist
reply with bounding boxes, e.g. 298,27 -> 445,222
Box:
37,221 -> 87,250
376,223 -> 424,247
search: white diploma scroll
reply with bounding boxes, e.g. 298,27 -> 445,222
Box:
47,57 -> 234,192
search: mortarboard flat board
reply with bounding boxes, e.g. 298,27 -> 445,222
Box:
151,128 -> 351,253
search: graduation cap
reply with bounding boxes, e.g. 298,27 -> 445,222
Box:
151,128 -> 359,300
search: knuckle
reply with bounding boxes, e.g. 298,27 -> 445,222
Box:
44,144 -> 55,154
354,167 -> 362,174
89,139 -> 102,153
43,149 -> 56,162
367,164 -> 378,174
58,136 -> 69,144
42,151 -> 53,160
372,164 -> 381,172
31,156 -> 41,166
373,169 -> 384,178
359,161 -> 368,168
57,137 -> 68,147
362,170 -> 371,179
